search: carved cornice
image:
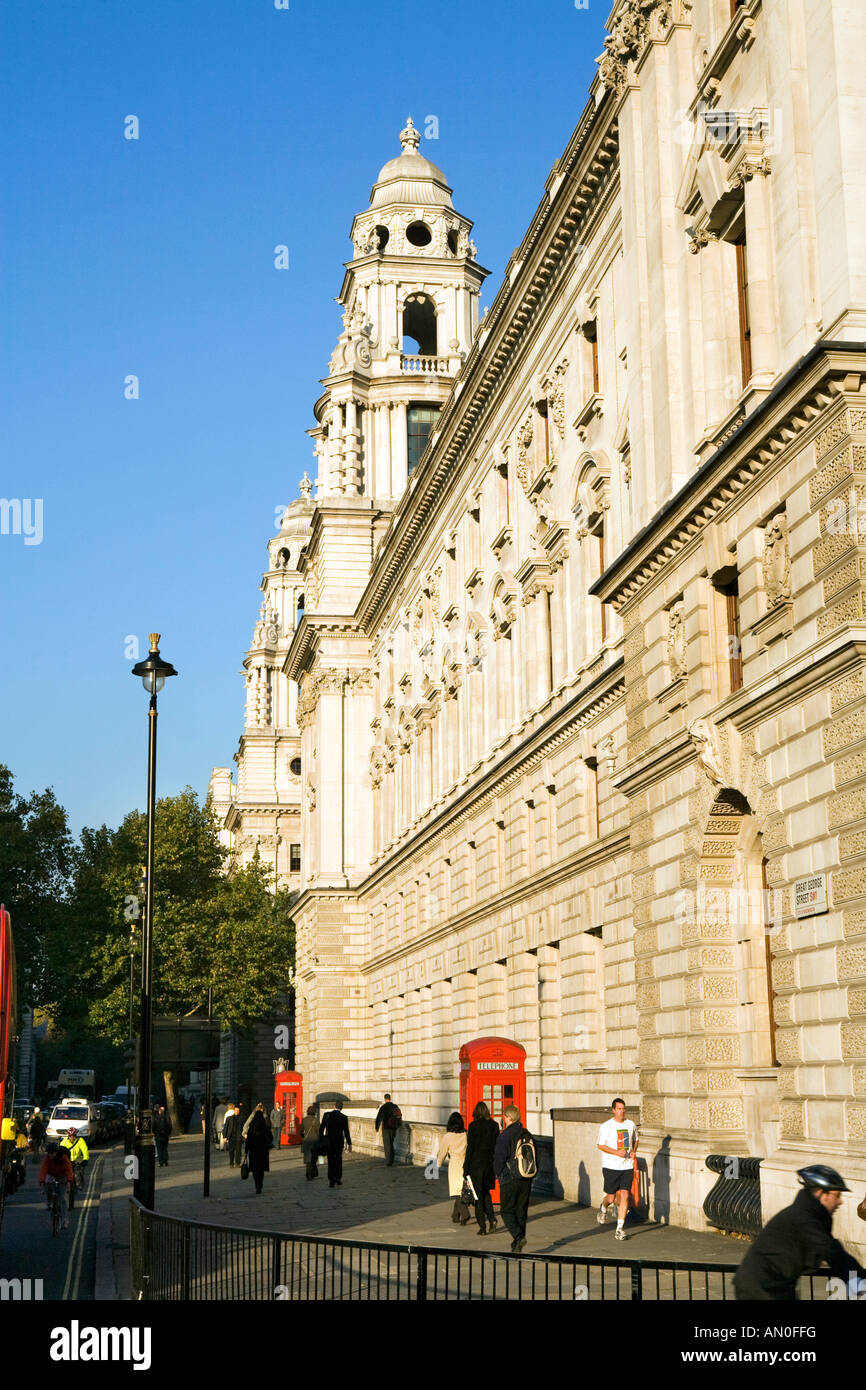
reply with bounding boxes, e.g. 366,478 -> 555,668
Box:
296,664 -> 375,729
591,344 -> 866,612
596,0 -> 693,98
355,104 -> 620,632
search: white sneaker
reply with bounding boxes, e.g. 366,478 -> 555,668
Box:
597,1201 -> 608,1225
615,1227 -> 627,1241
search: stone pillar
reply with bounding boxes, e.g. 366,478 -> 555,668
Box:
508,950 -> 539,1071
373,999 -> 388,1084
538,944 -> 562,1072
360,403 -> 372,496
742,169 -> 777,389
391,401 -> 408,494
699,242 -> 729,426
317,679 -> 344,878
372,405 -> 386,497
477,962 -> 507,1035
343,397 -> 360,496
329,402 -> 344,493
431,978 -> 452,1082
535,588 -> 552,705
453,972 -> 478,1048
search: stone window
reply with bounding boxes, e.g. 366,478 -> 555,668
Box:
711,565 -> 743,693
734,237 -> 752,387
407,404 -> 440,475
406,220 -> 432,248
289,843 -> 301,873
289,756 -> 302,777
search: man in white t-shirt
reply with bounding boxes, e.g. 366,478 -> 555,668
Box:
596,1097 -> 638,1241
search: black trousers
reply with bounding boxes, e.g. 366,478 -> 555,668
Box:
382,1129 -> 395,1165
154,1137 -> 169,1166
466,1169 -> 495,1231
500,1180 -> 531,1242
327,1148 -> 344,1184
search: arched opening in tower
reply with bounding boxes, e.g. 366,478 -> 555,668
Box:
402,294 -> 437,357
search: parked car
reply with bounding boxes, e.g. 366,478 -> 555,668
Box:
100,1102 -> 124,1140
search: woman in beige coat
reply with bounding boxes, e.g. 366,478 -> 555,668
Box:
437,1112 -> 471,1225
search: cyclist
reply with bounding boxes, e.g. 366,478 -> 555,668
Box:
734,1165 -> 866,1300
38,1142 -> 74,1231
60,1128 -> 89,1208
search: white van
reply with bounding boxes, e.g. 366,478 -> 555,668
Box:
46,1102 -> 97,1143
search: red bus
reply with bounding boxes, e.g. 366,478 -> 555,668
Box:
0,905 -> 17,1233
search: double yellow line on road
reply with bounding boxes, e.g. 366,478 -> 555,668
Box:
61,1152 -> 104,1301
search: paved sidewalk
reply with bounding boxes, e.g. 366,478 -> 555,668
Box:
98,1131 -> 744,1299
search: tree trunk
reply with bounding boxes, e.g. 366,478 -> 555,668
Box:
163,1070 -> 182,1135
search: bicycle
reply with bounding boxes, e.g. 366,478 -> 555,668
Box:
68,1161 -> 85,1210
45,1178 -> 67,1236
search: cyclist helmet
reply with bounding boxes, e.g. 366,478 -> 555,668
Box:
67,1128 -> 78,1137
797,1164 -> 850,1192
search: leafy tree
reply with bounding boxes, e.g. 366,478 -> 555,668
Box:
66,788 -> 295,1127
0,764 -> 76,1006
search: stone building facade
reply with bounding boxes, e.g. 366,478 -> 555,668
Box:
224,0 -> 866,1248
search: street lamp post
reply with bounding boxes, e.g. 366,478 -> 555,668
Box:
131,633 -> 177,1208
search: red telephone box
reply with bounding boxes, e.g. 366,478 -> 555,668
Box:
459,1037 -> 526,1204
274,1070 -> 303,1147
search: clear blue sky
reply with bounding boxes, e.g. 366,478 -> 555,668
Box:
1,0 -> 604,837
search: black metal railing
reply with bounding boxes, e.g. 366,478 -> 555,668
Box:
703,1155 -> 763,1237
127,1199 -> 820,1302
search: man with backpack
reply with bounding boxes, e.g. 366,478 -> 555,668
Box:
494,1104 -> 536,1254
375,1093 -> 402,1167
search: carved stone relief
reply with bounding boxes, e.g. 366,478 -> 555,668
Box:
762,512 -> 791,608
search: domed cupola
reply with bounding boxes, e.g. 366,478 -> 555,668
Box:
349,118 -> 478,262
311,118 -> 489,504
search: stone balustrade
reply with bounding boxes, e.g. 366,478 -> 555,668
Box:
400,354 -> 451,374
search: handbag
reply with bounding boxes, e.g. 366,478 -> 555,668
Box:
627,1159 -> 640,1212
461,1175 -> 477,1206
240,1159 -> 250,1180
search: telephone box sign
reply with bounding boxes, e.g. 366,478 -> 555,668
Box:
794,874 -> 828,919
476,1062 -> 519,1070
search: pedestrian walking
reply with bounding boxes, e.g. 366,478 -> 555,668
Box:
270,1102 -> 285,1149
200,1098 -> 208,1135
596,1098 -> 638,1241
319,1100 -> 352,1188
437,1112 -> 471,1225
214,1099 -> 228,1149
243,1103 -> 273,1194
301,1105 -> 320,1180
28,1109 -> 45,1155
463,1101 -> 499,1236
375,1093 -> 402,1166
224,1105 -> 244,1167
153,1105 -> 172,1167
494,1105 -> 536,1253
734,1166 -> 866,1300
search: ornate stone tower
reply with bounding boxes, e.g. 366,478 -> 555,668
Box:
210,488 -> 314,888
286,120 -> 487,1097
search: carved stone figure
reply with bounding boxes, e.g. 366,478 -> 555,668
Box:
762,512 -> 791,607
688,718 -> 725,786
667,600 -> 687,680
